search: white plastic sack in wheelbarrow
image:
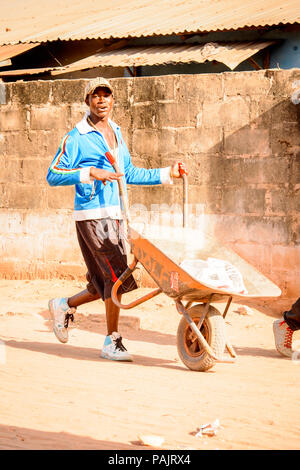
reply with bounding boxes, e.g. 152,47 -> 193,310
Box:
180,257 -> 248,294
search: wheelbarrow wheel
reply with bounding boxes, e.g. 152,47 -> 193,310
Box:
177,304 -> 226,372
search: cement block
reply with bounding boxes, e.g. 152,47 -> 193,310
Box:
0,131 -> 61,159
176,127 -> 222,154
249,96 -> 279,127
22,159 -> 50,184
132,102 -> 158,129
187,183 -> 222,213
0,211 -> 23,234
132,75 -> 176,103
241,157 -> 290,185
292,216 -> 300,244
291,153 -> 300,185
266,189 -> 291,215
271,245 -> 300,272
223,70 -> 272,96
157,128 -> 178,156
230,241 -> 272,274
270,123 -> 300,156
7,211 -> 24,234
130,184 -> 180,209
210,214 -> 290,245
0,184 -> 8,208
224,127 -> 271,157
132,129 -> 159,156
156,101 -> 201,128
188,155 -> 242,186
111,104 -> 132,132
11,81 -> 51,105
46,185 -> 74,210
24,212 -> 74,235
109,77 -> 131,105
202,97 -> 250,129
69,103 -> 89,128
268,68 -> 300,99
51,79 -> 87,104
290,186 -> 300,213
4,233 -> 43,260
285,276 -> 300,297
175,73 -> 223,103
30,105 -> 69,131
0,156 -> 23,183
0,108 -> 27,131
7,184 -> 47,210
43,234 -> 80,262
221,187 -> 266,215
270,99 -> 300,126
0,212 -> 9,232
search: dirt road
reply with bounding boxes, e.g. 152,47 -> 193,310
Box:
0,279 -> 299,450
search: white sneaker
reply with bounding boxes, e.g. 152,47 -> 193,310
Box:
48,298 -> 76,344
273,319 -> 294,358
101,332 -> 133,361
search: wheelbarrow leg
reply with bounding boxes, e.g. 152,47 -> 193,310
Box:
222,296 -> 237,359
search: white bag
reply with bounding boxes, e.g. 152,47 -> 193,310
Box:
180,257 -> 248,294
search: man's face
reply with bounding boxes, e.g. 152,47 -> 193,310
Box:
86,86 -> 114,120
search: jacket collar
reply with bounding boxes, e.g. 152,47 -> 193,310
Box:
76,111 -> 119,135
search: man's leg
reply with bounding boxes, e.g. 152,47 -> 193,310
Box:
101,292 -> 132,361
273,297 -> 300,357
49,272 -> 102,344
68,289 -> 100,309
284,297 -> 300,331
105,293 -> 121,335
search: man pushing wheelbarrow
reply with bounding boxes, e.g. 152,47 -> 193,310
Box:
46,77 -> 186,362
47,77 -> 281,372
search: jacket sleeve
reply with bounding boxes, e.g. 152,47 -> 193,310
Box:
122,137 -> 164,186
47,133 -> 85,186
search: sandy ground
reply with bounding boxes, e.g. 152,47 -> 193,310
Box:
0,279 -> 299,451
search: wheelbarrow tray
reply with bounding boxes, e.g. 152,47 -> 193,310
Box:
128,224 -> 281,307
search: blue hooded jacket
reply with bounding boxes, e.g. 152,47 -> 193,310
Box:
47,114 -> 170,220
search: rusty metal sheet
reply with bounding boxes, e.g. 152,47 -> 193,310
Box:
0,0 -> 299,44
50,41 -> 276,74
0,43 -> 40,61
0,59 -> 11,67
0,66 -> 58,76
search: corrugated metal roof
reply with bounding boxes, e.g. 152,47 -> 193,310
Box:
0,59 -> 11,67
0,43 -> 40,62
0,0 -> 299,45
0,66 -> 56,76
50,41 -> 275,73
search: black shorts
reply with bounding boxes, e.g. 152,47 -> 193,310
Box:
76,218 -> 137,301
284,297 -> 300,331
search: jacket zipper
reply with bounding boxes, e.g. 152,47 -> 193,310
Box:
90,180 -> 97,200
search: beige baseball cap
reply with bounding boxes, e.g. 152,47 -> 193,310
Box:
84,77 -> 113,100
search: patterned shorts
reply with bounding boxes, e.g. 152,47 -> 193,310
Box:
76,218 -> 137,301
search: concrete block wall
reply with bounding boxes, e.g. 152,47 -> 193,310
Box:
0,71 -> 299,312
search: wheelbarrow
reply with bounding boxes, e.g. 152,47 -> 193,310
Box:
107,153 -> 281,371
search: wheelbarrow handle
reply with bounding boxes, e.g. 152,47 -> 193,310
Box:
178,163 -> 188,228
111,257 -> 162,309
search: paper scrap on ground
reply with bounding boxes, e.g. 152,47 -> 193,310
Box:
195,418 -> 221,437
138,435 -> 165,447
180,258 -> 248,294
234,305 -> 253,315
